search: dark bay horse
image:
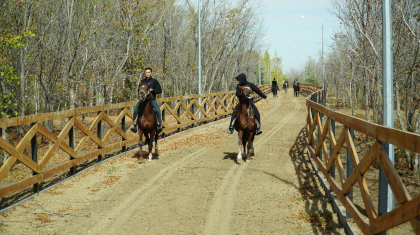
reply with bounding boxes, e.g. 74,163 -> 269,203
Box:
272,84 -> 278,98
136,82 -> 159,161
234,85 -> 256,163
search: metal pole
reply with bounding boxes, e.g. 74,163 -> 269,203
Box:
378,1 -> 395,231
259,53 -> 261,86
198,0 -> 202,119
322,23 -> 325,105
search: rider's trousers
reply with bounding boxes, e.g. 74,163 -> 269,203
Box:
229,104 -> 260,127
133,99 -> 162,126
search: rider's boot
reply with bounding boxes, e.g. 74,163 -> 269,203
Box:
255,119 -> 262,135
227,125 -> 234,135
131,124 -> 137,133
227,117 -> 236,134
157,123 -> 162,133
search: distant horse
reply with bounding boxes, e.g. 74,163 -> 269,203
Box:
272,84 -> 279,98
283,81 -> 288,93
234,85 -> 256,163
136,82 -> 159,161
294,82 -> 300,97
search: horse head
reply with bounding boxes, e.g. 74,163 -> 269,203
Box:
138,82 -> 151,102
238,85 -> 254,102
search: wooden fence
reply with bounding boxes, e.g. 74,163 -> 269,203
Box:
303,84 -> 420,234
0,85 -> 271,201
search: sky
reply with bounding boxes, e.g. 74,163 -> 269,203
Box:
258,0 -> 342,74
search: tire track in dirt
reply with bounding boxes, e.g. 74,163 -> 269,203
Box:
90,148 -> 208,234
203,95 -> 301,235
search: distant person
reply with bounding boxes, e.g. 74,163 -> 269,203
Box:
272,78 -> 278,89
283,80 -> 289,93
293,78 -> 300,97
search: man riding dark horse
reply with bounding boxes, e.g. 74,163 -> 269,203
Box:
131,67 -> 163,133
272,78 -> 278,91
227,73 -> 269,135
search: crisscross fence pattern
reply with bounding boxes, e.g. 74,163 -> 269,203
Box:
304,84 -> 420,234
0,85 -> 270,201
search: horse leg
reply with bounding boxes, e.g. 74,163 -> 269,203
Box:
237,130 -> 243,163
138,130 -> 144,160
246,134 -> 255,163
242,133 -> 248,160
154,130 -> 159,156
145,133 -> 153,161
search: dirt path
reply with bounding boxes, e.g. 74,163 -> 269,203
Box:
1,91 -> 346,235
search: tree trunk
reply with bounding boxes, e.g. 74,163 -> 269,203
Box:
396,85 -> 412,168
1,128 -> 9,162
415,117 -> 420,175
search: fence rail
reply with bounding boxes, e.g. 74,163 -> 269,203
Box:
0,85 -> 271,201
303,84 -> 420,234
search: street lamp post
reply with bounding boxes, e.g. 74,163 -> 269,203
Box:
259,52 -> 261,86
198,0 -> 202,119
301,15 -> 325,105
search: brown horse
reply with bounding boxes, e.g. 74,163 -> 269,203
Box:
136,82 -> 159,161
234,85 -> 256,163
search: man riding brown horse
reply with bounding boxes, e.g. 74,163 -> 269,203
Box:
227,73 -> 269,135
131,67 -> 162,133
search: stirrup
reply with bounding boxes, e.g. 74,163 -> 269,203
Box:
256,128 -> 262,135
130,125 -> 137,133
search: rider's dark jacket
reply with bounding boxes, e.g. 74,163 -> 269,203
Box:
235,73 -> 267,99
138,77 -> 161,100
272,80 -> 278,86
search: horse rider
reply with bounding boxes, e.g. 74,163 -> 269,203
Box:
272,78 -> 278,90
283,80 -> 288,89
131,67 -> 163,133
293,78 -> 300,97
227,73 -> 269,135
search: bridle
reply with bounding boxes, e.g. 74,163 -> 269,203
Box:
240,86 -> 254,118
138,85 -> 151,101
241,86 -> 254,101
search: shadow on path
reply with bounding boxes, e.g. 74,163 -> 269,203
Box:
289,126 -> 344,234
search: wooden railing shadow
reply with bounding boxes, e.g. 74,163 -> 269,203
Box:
0,85 -> 271,208
289,126 -> 344,234
302,84 -> 420,234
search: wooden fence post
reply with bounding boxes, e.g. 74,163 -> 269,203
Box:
346,127 -> 354,218
31,123 -> 39,193
69,117 -> 75,175
121,109 -> 126,152
330,119 -> 336,193
162,106 -> 166,138
97,111 -> 102,162
177,100 -> 181,132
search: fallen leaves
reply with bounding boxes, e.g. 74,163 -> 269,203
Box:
35,213 -> 52,224
101,176 -> 121,186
